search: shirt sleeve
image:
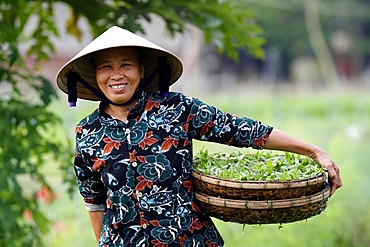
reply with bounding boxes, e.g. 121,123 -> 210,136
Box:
186,96 -> 273,149
74,132 -> 107,210
84,202 -> 105,212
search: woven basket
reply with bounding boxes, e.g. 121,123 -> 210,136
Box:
192,169 -> 327,200
194,183 -> 330,224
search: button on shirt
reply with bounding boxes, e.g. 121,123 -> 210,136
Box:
74,91 -> 273,246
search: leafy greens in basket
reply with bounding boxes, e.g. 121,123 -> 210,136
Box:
193,150 -> 325,181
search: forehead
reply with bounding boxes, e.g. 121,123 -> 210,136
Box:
95,47 -> 138,63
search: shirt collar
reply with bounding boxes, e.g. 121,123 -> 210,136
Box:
97,91 -> 147,127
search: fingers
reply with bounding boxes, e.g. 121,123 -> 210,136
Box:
326,162 -> 342,196
314,149 -> 342,196
303,147 -> 342,196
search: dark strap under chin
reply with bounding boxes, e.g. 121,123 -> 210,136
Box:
158,56 -> 172,97
66,56 -> 172,107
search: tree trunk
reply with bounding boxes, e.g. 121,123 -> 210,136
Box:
304,0 -> 340,86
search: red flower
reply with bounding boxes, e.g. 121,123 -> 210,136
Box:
35,186 -> 56,204
151,239 -> 168,247
136,176 -> 153,191
150,220 -> 160,226
107,198 -> 113,208
206,240 -> 219,247
137,155 -> 146,163
23,209 -> 33,222
179,234 -> 188,247
189,216 -> 203,233
140,217 -> 149,228
92,158 -> 106,171
183,123 -> 189,132
85,198 -> 94,204
161,136 -> 178,152
103,137 -> 120,154
75,126 -> 82,134
139,131 -> 158,149
129,150 -> 138,162
200,121 -> 213,138
190,201 -> 200,213
145,99 -> 160,111
253,133 -> 269,148
183,180 -> 193,193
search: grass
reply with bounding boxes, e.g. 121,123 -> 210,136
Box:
42,89 -> 370,247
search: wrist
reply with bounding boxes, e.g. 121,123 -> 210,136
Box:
307,145 -> 326,162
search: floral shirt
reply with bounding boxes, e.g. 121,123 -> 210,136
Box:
74,91 -> 273,247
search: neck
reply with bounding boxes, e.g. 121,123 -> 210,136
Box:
104,100 -> 137,123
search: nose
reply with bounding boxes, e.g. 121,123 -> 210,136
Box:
110,68 -> 124,80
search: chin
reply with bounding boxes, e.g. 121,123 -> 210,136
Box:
111,100 -> 129,105
109,96 -> 132,105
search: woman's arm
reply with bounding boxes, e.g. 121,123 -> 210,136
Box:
264,129 -> 342,195
88,211 -> 104,243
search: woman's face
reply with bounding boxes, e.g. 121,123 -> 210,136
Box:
95,47 -> 144,105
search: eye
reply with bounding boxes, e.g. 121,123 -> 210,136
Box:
121,63 -> 133,68
97,64 -> 111,70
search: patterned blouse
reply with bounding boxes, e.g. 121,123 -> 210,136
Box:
74,91 -> 273,247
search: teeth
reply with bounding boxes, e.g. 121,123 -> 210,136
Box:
111,84 -> 125,89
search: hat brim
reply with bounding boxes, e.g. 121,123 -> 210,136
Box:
56,26 -> 183,101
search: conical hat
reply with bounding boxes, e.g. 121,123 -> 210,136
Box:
56,26 -> 183,101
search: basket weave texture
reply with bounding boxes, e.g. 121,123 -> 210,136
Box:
192,169 -> 327,200
194,183 -> 330,224
192,169 -> 330,224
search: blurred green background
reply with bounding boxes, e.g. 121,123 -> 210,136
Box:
2,1 -> 370,246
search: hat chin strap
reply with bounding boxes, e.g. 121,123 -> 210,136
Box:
67,56 -> 172,107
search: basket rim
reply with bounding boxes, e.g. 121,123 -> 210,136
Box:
194,183 -> 330,210
192,169 -> 327,190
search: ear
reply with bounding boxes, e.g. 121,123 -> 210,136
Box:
140,64 -> 145,79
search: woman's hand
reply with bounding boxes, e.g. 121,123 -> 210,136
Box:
310,147 -> 342,196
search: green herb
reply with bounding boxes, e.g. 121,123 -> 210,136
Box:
193,149 -> 325,181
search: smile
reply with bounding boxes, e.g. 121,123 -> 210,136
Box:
109,83 -> 128,90
110,84 -> 127,89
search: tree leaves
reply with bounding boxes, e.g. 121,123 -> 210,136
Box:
61,0 -> 265,60
0,96 -> 73,246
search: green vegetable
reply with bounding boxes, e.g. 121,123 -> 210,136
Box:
193,149 -> 325,181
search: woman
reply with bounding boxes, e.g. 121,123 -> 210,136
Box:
56,26 -> 342,247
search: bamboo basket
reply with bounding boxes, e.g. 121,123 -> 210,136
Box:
194,183 -> 330,224
192,169 -> 327,200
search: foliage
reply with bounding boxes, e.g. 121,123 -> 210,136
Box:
0,1 -> 71,246
0,1 -> 58,98
194,150 -> 324,181
0,96 -> 72,246
63,0 -> 265,60
247,0 -> 311,57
